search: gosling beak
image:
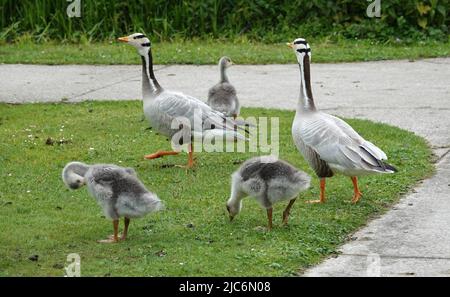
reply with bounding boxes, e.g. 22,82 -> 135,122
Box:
229,215 -> 234,222
286,42 -> 294,48
117,36 -> 129,43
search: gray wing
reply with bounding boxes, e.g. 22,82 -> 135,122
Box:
157,91 -> 244,133
90,165 -> 124,185
321,113 -> 387,160
124,167 -> 137,177
299,114 -> 387,171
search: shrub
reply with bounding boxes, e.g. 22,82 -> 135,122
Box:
0,0 -> 448,42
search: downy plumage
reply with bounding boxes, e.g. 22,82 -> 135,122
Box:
226,156 -> 311,230
62,161 -> 164,243
207,56 -> 240,118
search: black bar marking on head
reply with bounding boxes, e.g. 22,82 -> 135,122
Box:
134,34 -> 146,39
141,42 -> 151,47
294,40 -> 308,45
296,48 -> 311,54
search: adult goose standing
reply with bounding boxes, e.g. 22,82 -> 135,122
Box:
288,38 -> 397,204
226,156 -> 311,230
62,162 -> 164,243
118,33 -> 246,168
207,56 -> 240,118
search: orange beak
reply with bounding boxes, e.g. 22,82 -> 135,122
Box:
117,36 -> 129,43
286,42 -> 294,48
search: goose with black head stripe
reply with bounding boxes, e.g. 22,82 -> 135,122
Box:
288,38 -> 397,204
118,33 -> 246,168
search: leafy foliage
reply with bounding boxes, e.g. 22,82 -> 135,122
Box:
0,0 -> 448,43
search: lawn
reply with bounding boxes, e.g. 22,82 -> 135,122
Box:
0,101 -> 433,276
0,39 -> 449,65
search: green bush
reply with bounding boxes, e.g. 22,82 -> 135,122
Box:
0,0 -> 448,43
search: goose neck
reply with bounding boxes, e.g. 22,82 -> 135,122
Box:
141,49 -> 162,100
220,64 -> 229,83
297,55 -> 316,113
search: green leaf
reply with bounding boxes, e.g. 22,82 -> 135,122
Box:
417,2 -> 432,15
418,17 -> 428,29
436,5 -> 446,17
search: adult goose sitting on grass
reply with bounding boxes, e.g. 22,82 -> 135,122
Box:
287,38 -> 397,204
226,156 -> 311,230
118,33 -> 246,168
62,162 -> 164,243
207,56 -> 240,119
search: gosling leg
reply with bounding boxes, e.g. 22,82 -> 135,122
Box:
267,208 -> 273,231
98,219 -> 119,243
282,198 -> 297,225
121,217 -> 130,241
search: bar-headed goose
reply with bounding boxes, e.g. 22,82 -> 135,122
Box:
287,38 -> 397,204
207,56 -> 240,118
118,33 -> 246,168
226,156 -> 311,230
62,162 -> 164,243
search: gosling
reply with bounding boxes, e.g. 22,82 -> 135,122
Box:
207,56 -> 240,118
62,162 -> 164,243
226,156 -> 311,230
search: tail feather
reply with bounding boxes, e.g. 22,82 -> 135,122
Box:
362,141 -> 387,160
143,194 -> 165,213
152,199 -> 165,212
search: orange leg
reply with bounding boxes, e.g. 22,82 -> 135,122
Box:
350,176 -> 362,204
187,144 -> 194,168
267,208 -> 273,231
282,199 -> 297,225
144,150 -> 179,160
306,178 -> 326,204
98,220 -> 119,244
175,143 -> 195,169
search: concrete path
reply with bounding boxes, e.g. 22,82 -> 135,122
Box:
1,58 -> 450,276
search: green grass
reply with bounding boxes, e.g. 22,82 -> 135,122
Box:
1,39 -> 449,65
0,101 -> 433,276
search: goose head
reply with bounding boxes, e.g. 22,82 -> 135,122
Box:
287,38 -> 311,64
118,33 -> 151,56
226,200 -> 242,222
62,162 -> 87,190
65,175 -> 85,190
219,56 -> 233,68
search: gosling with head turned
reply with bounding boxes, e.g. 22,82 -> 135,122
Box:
226,156 -> 311,230
62,162 -> 164,243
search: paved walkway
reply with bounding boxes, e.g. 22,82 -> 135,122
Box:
1,58 -> 450,276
